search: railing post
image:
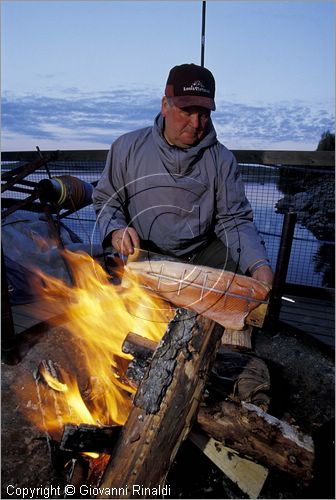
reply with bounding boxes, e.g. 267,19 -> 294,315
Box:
266,212 -> 297,328
1,246 -> 20,364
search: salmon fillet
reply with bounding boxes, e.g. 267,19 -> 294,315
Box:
124,259 -> 270,330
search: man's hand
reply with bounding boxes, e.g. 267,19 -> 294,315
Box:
251,265 -> 274,289
111,227 -> 140,255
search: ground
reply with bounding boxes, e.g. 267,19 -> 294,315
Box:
1,322 -> 334,499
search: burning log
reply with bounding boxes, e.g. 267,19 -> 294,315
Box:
122,332 -> 271,409
122,332 -> 157,389
99,308 -> 223,497
33,360 -> 72,443
197,399 -> 314,481
60,423 -> 121,454
34,361 -> 123,491
122,332 -> 157,360
122,332 -> 157,387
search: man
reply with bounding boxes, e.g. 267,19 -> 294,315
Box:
93,63 -> 273,286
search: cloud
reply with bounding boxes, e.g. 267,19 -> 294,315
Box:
213,100 -> 335,150
1,88 -> 334,151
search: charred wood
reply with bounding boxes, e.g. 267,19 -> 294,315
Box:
122,332 -> 157,387
99,309 -> 223,497
122,332 -> 157,361
60,423 -> 121,454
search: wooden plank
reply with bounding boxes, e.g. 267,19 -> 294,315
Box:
189,431 -> 268,499
233,150 -> 335,167
281,307 -> 334,323
280,297 -> 335,331
281,304 -> 334,324
283,296 -> 335,312
2,150 -> 334,167
2,150 -> 108,163
282,309 -> 335,321
12,324 -> 27,334
281,318 -> 334,333
281,318 -> 333,337
13,309 -> 56,323
280,318 -> 334,334
12,303 -> 59,335
282,321 -> 334,337
14,299 -> 60,315
12,307 -> 45,321
11,300 -> 71,338
12,311 -> 38,328
278,307 -> 334,348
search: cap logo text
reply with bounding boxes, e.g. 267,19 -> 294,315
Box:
183,80 -> 210,94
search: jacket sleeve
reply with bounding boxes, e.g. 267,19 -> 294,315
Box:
214,150 -> 269,273
92,140 -> 129,246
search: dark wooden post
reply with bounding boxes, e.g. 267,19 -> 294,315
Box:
266,212 -> 297,327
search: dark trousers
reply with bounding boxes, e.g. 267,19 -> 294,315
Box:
141,237 -> 243,274
189,238 -> 242,274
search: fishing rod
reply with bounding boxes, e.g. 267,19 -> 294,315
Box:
200,0 -> 206,67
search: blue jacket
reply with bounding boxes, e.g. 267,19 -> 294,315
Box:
92,113 -> 269,272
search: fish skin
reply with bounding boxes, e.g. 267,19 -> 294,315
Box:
124,260 -> 270,330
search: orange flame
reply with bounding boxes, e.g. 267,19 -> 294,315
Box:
17,249 -> 173,441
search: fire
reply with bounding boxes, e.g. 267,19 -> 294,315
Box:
17,249 -> 173,442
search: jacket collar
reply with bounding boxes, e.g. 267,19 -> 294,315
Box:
152,113 -> 217,175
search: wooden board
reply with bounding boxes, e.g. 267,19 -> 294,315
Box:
189,431 -> 268,499
11,300 -> 60,334
3,150 -> 334,167
280,295 -> 334,348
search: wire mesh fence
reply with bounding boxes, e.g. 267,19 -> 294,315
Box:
2,157 -> 334,290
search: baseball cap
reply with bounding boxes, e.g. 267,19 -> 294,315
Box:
165,63 -> 216,111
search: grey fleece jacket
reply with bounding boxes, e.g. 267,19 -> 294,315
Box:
92,113 -> 269,273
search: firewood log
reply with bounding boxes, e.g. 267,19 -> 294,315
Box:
121,332 -> 313,481
197,399 -> 314,481
99,309 -> 223,498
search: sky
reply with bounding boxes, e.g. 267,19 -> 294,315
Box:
1,0 -> 335,151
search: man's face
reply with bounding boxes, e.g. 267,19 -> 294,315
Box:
161,97 -> 211,148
